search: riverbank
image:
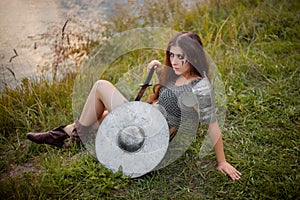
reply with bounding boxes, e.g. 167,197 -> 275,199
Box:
1,0 -> 299,199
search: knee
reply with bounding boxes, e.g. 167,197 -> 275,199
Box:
94,80 -> 112,88
93,80 -> 114,92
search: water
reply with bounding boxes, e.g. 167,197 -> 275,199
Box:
0,0 -> 140,90
0,0 -> 197,91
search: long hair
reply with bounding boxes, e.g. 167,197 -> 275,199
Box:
148,31 -> 209,103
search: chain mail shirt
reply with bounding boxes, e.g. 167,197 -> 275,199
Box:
157,77 -> 216,130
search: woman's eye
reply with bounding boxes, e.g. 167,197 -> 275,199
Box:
170,53 -> 174,57
178,54 -> 185,60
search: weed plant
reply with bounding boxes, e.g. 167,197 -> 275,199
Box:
0,0 -> 299,199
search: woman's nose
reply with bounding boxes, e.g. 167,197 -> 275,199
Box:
171,57 -> 179,65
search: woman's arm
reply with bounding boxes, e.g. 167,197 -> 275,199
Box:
207,122 -> 242,181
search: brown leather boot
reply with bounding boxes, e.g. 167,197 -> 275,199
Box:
27,126 -> 69,148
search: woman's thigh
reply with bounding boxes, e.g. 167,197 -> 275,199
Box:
95,80 -> 128,111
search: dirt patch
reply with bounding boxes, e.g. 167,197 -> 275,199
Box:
0,156 -> 43,182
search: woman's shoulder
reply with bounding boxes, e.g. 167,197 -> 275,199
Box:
190,77 -> 203,86
191,76 -> 212,95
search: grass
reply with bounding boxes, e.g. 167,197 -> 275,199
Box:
0,0 -> 299,199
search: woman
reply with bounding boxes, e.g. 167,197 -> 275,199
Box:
27,31 -> 242,181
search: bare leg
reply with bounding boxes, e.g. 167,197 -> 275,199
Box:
63,80 -> 126,135
27,80 -> 125,147
78,80 -> 128,126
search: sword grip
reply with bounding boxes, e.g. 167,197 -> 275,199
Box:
144,66 -> 155,85
135,66 -> 156,101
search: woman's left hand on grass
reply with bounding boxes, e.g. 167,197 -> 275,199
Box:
217,161 -> 242,181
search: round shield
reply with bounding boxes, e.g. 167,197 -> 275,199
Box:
95,101 -> 169,178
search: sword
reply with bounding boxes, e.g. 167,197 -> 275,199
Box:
135,66 -> 155,101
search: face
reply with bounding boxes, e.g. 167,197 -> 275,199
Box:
169,46 -> 192,77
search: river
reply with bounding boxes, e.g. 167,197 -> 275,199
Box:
0,0 -> 145,90
0,0 -> 196,91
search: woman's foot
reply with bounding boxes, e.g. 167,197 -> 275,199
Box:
27,122 -> 93,148
27,126 -> 70,148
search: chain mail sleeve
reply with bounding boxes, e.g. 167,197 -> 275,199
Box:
191,76 -> 217,124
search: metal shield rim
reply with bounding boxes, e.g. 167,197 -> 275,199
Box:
95,101 -> 169,178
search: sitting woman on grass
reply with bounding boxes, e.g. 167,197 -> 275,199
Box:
27,31 -> 242,181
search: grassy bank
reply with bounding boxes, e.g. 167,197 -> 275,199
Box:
1,0 -> 299,199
